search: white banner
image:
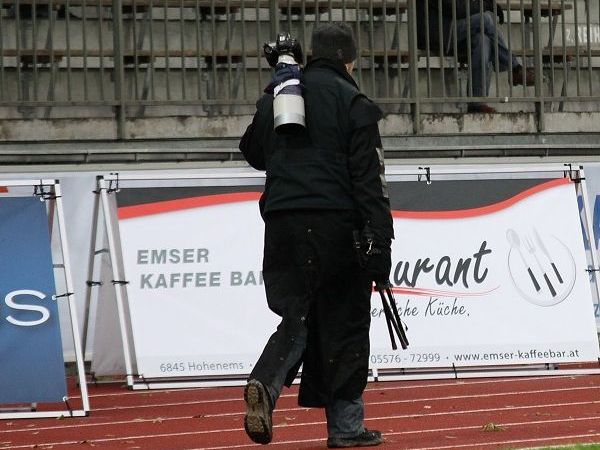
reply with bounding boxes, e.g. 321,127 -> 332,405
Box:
113,172 -> 600,380
369,176 -> 600,369
117,189 -> 278,379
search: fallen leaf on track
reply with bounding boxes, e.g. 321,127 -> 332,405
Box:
482,422 -> 505,432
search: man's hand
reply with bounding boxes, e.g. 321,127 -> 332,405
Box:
264,64 -> 302,94
353,225 -> 392,284
365,244 -> 392,285
482,0 -> 504,24
495,4 -> 505,24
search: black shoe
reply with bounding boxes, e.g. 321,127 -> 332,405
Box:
244,379 -> 273,445
327,429 -> 383,448
512,66 -> 536,86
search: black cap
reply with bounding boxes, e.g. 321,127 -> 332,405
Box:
311,23 -> 357,64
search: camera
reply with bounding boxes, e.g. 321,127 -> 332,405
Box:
263,33 -> 305,134
263,33 -> 303,68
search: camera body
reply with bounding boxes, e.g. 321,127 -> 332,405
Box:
263,33 -> 303,68
263,33 -> 305,134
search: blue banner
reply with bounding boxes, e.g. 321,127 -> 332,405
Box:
0,197 -> 67,404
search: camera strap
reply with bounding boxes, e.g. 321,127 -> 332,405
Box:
274,78 -> 301,96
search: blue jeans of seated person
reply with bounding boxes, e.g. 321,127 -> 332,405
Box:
263,329 -> 365,439
455,12 -> 521,99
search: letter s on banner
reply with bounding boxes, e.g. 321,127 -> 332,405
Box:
5,290 -> 50,327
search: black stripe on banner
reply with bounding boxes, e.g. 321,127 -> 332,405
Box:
387,178 -> 557,212
116,185 -> 264,208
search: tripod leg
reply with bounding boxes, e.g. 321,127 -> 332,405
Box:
385,288 -> 409,349
381,292 -> 404,348
379,289 -> 397,350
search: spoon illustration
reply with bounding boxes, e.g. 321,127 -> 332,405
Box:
507,228 -> 541,292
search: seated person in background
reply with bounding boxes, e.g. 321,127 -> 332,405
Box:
417,0 -> 536,113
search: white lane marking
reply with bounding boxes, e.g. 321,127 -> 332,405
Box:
8,426 -> 600,450
201,384 -> 600,418
77,384 -> 600,415
178,429 -> 600,450
80,374 -> 593,400
407,432 -> 600,450
4,403 -> 600,447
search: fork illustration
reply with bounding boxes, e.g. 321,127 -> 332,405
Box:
524,235 -> 557,297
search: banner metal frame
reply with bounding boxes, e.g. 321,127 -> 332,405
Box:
98,178 -> 138,387
88,165 -> 600,390
0,179 -> 90,420
82,178 -> 102,362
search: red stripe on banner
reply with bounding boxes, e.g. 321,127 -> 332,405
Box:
392,177 -> 571,219
388,285 -> 500,298
0,186 -> 8,193
371,285 -> 499,297
117,192 -> 262,219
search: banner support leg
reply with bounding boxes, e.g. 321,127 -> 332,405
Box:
54,182 -> 90,414
99,178 -> 137,387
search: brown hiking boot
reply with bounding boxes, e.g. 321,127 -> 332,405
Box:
244,379 -> 273,445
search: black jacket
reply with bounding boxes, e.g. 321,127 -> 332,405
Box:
240,58 -> 393,242
241,59 -> 393,406
417,0 -> 504,54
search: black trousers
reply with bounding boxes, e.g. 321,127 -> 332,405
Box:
250,209 -> 372,409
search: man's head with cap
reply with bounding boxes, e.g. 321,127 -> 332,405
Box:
311,23 -> 357,71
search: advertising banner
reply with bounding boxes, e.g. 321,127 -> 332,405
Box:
0,197 -> 67,403
116,185 -> 278,379
369,177 -> 600,369
115,174 -> 600,380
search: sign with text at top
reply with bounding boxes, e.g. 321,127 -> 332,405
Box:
115,185 -> 278,379
368,176 -> 600,370
0,197 -> 67,404
105,169 -> 600,384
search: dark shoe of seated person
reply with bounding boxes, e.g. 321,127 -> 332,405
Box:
244,379 -> 273,444
327,429 -> 383,448
467,103 -> 497,114
512,66 -> 536,86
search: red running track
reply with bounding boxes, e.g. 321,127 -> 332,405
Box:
2,374 -> 600,450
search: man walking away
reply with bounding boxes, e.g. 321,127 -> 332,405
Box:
239,23 -> 393,448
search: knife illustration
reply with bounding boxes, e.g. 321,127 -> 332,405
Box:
533,228 -> 563,284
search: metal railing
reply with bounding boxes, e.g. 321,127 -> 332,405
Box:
0,0 -> 598,136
